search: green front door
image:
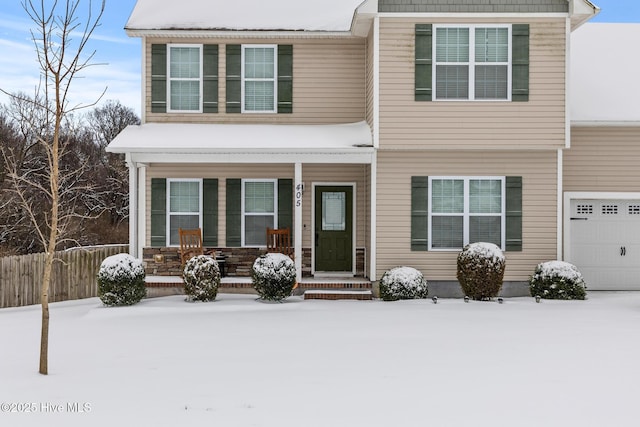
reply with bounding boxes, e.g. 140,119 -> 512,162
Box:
315,186 -> 353,272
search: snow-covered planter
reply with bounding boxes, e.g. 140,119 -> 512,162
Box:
457,242 -> 506,300
379,267 -> 428,301
183,255 -> 220,302
97,253 -> 146,306
529,261 -> 587,300
251,253 -> 296,301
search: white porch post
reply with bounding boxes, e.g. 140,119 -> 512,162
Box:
137,164 -> 147,261
294,162 -> 303,282
126,155 -> 138,258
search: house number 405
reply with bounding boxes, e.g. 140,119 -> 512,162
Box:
295,184 -> 303,207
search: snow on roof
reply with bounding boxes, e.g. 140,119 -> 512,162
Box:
106,121 -> 373,154
126,0 -> 365,32
570,23 -> 640,124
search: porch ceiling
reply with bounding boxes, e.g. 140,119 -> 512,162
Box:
106,121 -> 374,164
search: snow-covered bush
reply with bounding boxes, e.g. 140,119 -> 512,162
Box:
97,253 -> 146,306
183,255 -> 220,302
529,261 -> 587,300
457,242 -> 506,300
379,267 -> 428,301
251,253 -> 296,301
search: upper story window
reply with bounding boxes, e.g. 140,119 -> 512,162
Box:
242,45 -> 277,113
434,25 -> 510,101
168,45 -> 202,112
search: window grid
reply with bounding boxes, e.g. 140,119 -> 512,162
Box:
242,179 -> 278,247
167,179 -> 202,246
242,45 -> 277,113
429,177 -> 505,250
434,25 -> 511,101
168,45 -> 202,112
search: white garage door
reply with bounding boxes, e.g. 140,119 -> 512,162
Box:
570,199 -> 640,290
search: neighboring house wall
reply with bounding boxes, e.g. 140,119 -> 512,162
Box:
144,163 -> 370,249
565,127 -> 640,192
375,150 -> 558,281
377,18 -> 567,150
144,37 -> 366,124
378,0 -> 569,13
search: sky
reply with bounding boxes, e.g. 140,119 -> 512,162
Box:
0,0 -> 638,117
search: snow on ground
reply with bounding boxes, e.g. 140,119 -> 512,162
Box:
1,292 -> 640,426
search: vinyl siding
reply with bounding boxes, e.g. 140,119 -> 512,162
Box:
565,126 -> 640,192
144,164 -> 369,249
378,18 -> 567,150
376,150 -> 558,281
144,38 -> 366,124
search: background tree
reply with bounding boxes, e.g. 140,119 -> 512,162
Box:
0,0 -> 106,375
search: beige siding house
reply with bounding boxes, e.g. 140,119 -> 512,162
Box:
109,0 -> 626,297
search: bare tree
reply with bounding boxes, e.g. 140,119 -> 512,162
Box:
0,0 -> 105,375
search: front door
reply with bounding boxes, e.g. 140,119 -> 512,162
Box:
315,186 -> 353,272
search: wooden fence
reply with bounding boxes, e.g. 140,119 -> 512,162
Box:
0,245 -> 128,308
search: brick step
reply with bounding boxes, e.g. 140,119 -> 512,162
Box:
303,289 -> 373,301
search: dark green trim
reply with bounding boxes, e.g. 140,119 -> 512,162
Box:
278,179 -> 293,231
226,179 -> 242,246
150,178 -> 167,247
277,45 -> 293,113
512,24 -> 530,102
151,44 -> 167,113
225,45 -> 241,113
415,24 -> 433,101
505,176 -> 523,251
203,45 -> 219,113
202,179 -> 218,246
411,176 -> 429,251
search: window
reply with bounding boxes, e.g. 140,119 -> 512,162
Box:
434,25 -> 510,101
429,177 -> 505,250
242,179 -> 277,246
242,45 -> 277,112
167,179 -> 202,245
168,45 -> 202,112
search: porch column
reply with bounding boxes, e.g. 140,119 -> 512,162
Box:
137,164 -> 147,261
126,155 -> 138,258
295,162 -> 303,282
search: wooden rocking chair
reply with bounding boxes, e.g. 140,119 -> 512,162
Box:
178,228 -> 204,266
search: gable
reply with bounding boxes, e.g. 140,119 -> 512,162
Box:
378,0 -> 569,13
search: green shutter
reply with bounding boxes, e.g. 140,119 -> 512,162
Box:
203,45 -> 219,113
202,179 -> 218,246
512,24 -> 530,102
150,178 -> 167,247
505,176 -> 523,252
278,179 -> 293,231
415,24 -> 433,101
226,179 -> 242,247
226,45 -> 241,113
411,176 -> 429,251
151,44 -> 167,113
277,45 -> 293,114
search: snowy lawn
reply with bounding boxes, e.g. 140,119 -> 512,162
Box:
1,292 -> 639,427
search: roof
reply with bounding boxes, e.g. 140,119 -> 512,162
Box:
126,0 -> 366,32
571,23 -> 640,124
106,121 -> 374,164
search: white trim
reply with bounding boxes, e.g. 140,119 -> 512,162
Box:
127,155 -> 137,257
311,182 -> 357,276
432,24 -> 512,102
571,121 -> 640,128
166,44 -> 204,113
565,18 -> 571,149
166,178 -> 203,246
428,176 -> 506,251
557,149 -> 563,260
294,163 -> 303,282
138,165 -> 146,259
241,179 -> 278,247
241,44 -> 278,113
369,155 -> 377,280
378,13 -> 568,19
127,151 -> 374,165
373,16 -> 380,148
141,36 -> 147,124
127,30 -> 356,39
563,192 -> 640,262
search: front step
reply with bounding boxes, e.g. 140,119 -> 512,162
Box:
303,289 -> 373,301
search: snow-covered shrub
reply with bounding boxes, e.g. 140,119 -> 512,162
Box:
97,253 -> 146,306
457,242 -> 506,300
379,267 -> 428,301
183,255 -> 220,302
251,253 -> 296,301
529,261 -> 587,300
